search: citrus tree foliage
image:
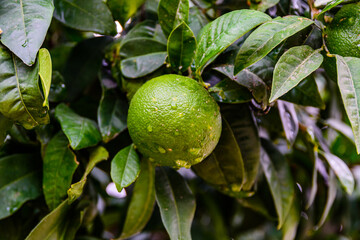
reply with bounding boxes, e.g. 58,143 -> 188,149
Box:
0,0 -> 360,239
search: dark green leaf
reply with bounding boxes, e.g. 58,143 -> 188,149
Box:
209,79 -> 252,104
0,45 -> 49,129
234,16 -> 314,74
320,151 -> 354,195
188,7 -> 209,37
55,103 -> 102,150
155,167 -> 196,240
195,10 -> 271,73
336,56 -> 360,153
280,76 -> 325,109
49,71 -> 67,102
0,154 -> 42,220
43,133 -> 78,210
325,119 -> 354,144
98,84 -> 128,143
269,46 -> 323,102
158,0 -> 189,37
38,48 -> 52,108
0,114 -> 12,146
64,37 -> 113,101
120,38 -> 167,58
119,159 -> 155,239
0,0 -> 54,65
261,138 -> 295,229
122,20 -> 167,45
222,104 -> 261,190
53,0 -> 116,35
168,22 -> 196,72
281,199 -> 300,240
192,118 -> 245,192
111,144 -> 141,191
107,0 -> 146,26
68,146 -> 109,203
277,101 -> 299,146
25,199 -> 83,240
316,0 -> 344,18
121,52 -> 167,78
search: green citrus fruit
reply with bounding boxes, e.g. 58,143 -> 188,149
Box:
325,3 -> 360,58
127,74 -> 222,168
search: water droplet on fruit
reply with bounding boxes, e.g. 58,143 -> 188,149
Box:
158,146 -> 166,153
147,125 -> 153,132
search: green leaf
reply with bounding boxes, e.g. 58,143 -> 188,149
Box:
0,114 -> 12,146
64,37 -> 113,101
68,146 -> 109,203
98,84 -> 128,143
192,118 -> 245,192
280,76 -> 325,109
107,0 -> 146,26
119,158 -> 155,239
325,119 -> 354,144
25,199 -> 83,240
111,144 -> 141,191
222,104 -> 261,191
122,20 -> 167,45
158,0 -> 189,37
316,0 -> 344,18
250,0 -> 279,12
195,10 -> 271,73
281,199 -> 300,240
234,16 -> 314,74
38,48 -> 52,108
120,38 -> 167,58
336,56 -> 360,154
0,45 -> 49,129
168,22 -> 196,72
155,167 -> 196,240
55,103 -> 102,150
0,0 -> 54,65
43,133 -> 79,210
209,79 -> 253,104
121,52 -> 167,78
260,138 -> 295,229
53,0 -> 116,35
188,7 -> 208,37
315,170 -> 337,229
0,154 -> 42,220
277,101 -> 299,146
320,151 -> 355,195
269,46 -> 323,102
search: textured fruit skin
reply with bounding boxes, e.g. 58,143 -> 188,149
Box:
325,3 -> 360,58
127,74 -> 222,168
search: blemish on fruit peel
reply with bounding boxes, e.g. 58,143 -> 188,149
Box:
147,125 -> 153,132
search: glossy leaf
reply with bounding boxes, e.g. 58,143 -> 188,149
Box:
168,22 -> 196,72
0,114 -> 12,146
261,138 -> 295,229
68,146 -> 109,203
188,7 -> 208,37
209,79 -> 252,104
320,151 -> 355,195
53,0 -> 116,35
43,133 -> 78,210
193,118 -> 245,192
269,46 -> 323,102
0,46 -> 49,129
122,20 -> 167,45
0,154 -> 42,220
222,104 -> 261,190
336,56 -> 360,153
38,48 -> 52,108
325,119 -> 354,144
277,101 -> 299,146
316,0 -> 345,18
158,0 -> 189,37
195,10 -> 271,73
64,37 -> 113,100
119,159 -> 155,239
55,103 -> 102,150
25,199 -> 82,240
280,76 -> 325,109
108,0 -> 146,26
155,167 -> 196,240
111,144 -> 141,191
120,38 -> 167,58
0,0 -> 54,65
234,16 -> 314,74
98,84 -> 128,143
121,52 -> 167,78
